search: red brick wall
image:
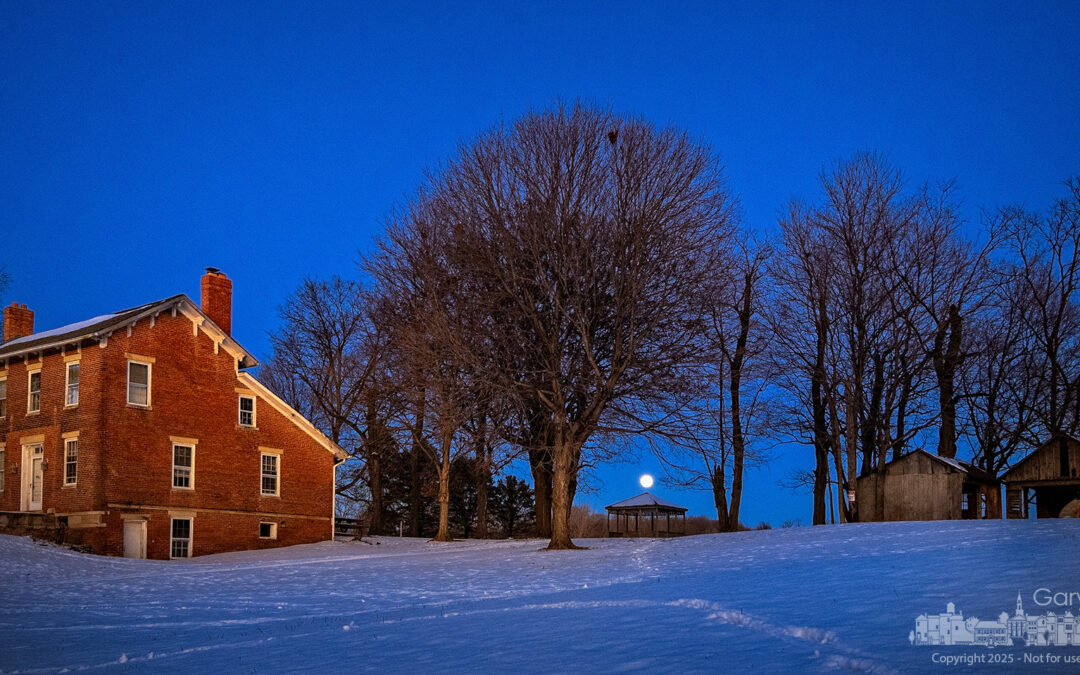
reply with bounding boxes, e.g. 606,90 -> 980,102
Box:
86,509 -> 329,559
0,345 -> 103,514
100,311 -> 334,519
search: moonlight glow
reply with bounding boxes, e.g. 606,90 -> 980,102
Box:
639,474 -> 654,489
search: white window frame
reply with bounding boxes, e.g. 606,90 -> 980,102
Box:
0,377 -> 7,418
260,451 -> 280,496
65,362 -> 80,407
170,517 -> 192,559
27,368 -> 41,414
238,395 -> 256,427
172,443 -> 195,490
0,448 -> 5,492
259,522 -> 277,539
126,360 -> 151,407
64,437 -> 78,486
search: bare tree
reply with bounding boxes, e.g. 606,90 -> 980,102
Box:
658,235 -> 773,531
771,200 -> 837,524
268,277 -> 393,532
960,286 -> 1035,474
372,196 -> 492,542
890,183 -> 1000,459
997,178 -> 1080,440
396,103 -> 737,549
773,153 -> 939,524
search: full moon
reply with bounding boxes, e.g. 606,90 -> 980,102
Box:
639,473 -> 654,489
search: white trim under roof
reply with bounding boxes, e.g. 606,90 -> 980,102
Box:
0,296 -> 258,369
237,371 -> 348,460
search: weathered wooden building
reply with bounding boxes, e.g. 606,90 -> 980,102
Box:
606,492 -> 687,537
855,450 -> 1001,522
1002,435 -> 1080,519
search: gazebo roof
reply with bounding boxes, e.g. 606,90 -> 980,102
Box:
605,492 -> 687,512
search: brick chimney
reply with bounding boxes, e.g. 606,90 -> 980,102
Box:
200,268 -> 233,335
3,303 -> 35,343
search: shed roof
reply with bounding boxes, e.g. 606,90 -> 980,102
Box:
1000,433 -> 1080,481
883,449 -> 999,483
606,492 -> 687,512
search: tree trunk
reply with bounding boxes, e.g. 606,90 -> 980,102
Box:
712,466 -> 730,531
567,469 -> 578,525
475,445 -> 490,539
727,271 -> 752,532
845,380 -> 858,520
433,434 -> 453,542
812,444 -> 829,525
828,386 -> 851,523
547,434 -> 583,550
811,290 -> 830,525
868,352 -> 886,470
935,304 -> 962,459
368,453 -> 384,535
365,399 -> 385,536
889,354 -> 911,463
529,448 -> 553,538
408,391 -> 424,537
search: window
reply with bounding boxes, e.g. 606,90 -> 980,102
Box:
170,518 -> 192,559
239,395 -> 255,427
127,361 -> 150,406
0,378 -> 6,418
0,449 -> 4,491
64,439 -> 78,486
259,522 -> 277,539
261,453 -> 279,496
28,370 -> 41,413
173,444 -> 194,489
65,363 -> 80,406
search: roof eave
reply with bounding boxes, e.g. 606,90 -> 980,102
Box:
0,295 -> 259,369
237,371 -> 348,460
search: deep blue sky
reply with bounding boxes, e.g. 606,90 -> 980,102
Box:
2,1 -> 1078,526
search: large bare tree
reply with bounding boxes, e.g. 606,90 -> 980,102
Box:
389,104 -> 736,549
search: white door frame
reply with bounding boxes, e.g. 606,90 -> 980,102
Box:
122,517 -> 148,559
21,443 -> 44,511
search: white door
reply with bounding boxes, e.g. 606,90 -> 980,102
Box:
123,520 -> 147,559
23,444 -> 44,511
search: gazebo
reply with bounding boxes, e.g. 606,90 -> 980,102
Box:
605,492 -> 688,537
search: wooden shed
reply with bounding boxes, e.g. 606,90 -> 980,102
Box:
606,492 -> 688,537
854,450 -> 1001,522
1002,435 -> 1080,519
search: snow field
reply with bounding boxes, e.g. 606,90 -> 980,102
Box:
1,520 -> 1078,673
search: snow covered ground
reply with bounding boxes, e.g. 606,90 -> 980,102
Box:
1,520 -> 1078,673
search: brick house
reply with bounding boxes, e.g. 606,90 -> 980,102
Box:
0,270 -> 346,559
